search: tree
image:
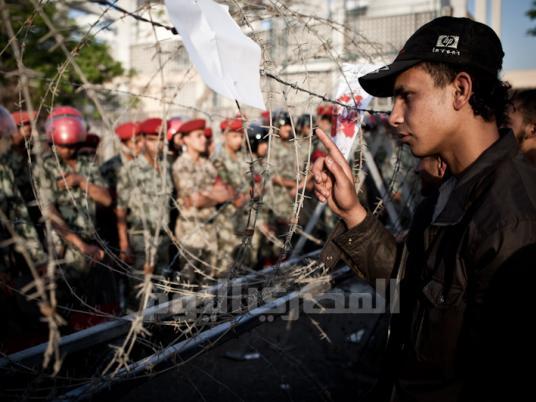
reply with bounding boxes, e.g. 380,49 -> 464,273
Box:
0,1 -> 123,115
528,0 -> 536,36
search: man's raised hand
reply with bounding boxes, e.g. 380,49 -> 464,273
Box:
312,129 -> 367,229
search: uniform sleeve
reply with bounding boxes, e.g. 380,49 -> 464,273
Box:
84,157 -> 106,187
32,156 -> 57,210
171,158 -> 181,193
1,165 -> 47,266
207,160 -> 219,184
116,164 -> 131,210
212,156 -> 230,185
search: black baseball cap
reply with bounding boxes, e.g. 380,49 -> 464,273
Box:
359,16 -> 504,97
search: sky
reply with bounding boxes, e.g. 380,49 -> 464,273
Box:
468,0 -> 536,70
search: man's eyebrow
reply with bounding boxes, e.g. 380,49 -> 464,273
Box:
393,86 -> 409,97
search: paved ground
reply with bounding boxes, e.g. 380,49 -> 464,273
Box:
115,278 -> 390,402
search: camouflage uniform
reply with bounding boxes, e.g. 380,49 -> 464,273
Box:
117,155 -> 172,276
1,148 -> 44,242
2,150 -> 35,205
0,162 -> 46,273
1,160 -> 48,344
172,152 -> 218,284
212,148 -> 251,273
34,151 -> 104,276
266,138 -> 297,222
100,154 -> 123,195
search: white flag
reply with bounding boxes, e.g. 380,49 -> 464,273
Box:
165,0 -> 266,110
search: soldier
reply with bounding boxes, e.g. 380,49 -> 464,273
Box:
100,122 -> 141,195
35,107 -> 115,328
1,160 -> 51,348
212,118 -> 252,274
268,111 -> 298,227
246,123 -> 281,267
172,118 -> 231,285
116,118 -> 173,290
0,107 -> 46,274
5,110 -> 41,223
97,122 -> 142,310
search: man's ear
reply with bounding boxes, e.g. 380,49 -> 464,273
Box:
526,122 -> 536,139
437,156 -> 447,177
452,72 -> 472,111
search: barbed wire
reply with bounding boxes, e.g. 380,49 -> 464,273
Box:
0,0 -> 419,399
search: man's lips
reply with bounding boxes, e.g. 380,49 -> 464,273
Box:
398,132 -> 411,142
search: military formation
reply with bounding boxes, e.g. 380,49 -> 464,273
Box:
1,103 -> 344,349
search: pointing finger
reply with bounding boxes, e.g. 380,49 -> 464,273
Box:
315,129 -> 354,180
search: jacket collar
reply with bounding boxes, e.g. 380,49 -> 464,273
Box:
432,130 -> 519,226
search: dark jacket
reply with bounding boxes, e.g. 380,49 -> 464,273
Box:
321,132 -> 536,401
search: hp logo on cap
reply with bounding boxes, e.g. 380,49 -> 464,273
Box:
435,35 -> 459,49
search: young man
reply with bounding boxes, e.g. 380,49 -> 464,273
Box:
212,118 -> 252,274
508,89 -> 536,164
1,107 -> 48,352
36,107 -> 115,328
7,110 -> 40,224
172,119 -> 231,285
116,118 -> 172,283
38,108 -> 111,271
313,17 -> 536,401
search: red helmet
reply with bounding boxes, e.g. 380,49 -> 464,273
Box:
46,116 -> 87,145
115,122 -> 140,141
167,117 -> 183,141
204,127 -> 213,139
49,106 -> 83,119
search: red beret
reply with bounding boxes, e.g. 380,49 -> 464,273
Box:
204,127 -> 213,138
316,104 -> 335,117
115,122 -> 140,141
139,118 -> 163,135
220,118 -> 244,133
12,111 -> 37,126
178,118 -> 206,134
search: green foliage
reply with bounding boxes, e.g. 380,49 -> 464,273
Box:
0,0 -> 123,114
528,0 -> 536,36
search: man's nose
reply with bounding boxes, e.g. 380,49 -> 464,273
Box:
388,99 -> 404,127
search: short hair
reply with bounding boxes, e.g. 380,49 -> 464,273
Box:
419,62 -> 511,128
510,89 -> 536,125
